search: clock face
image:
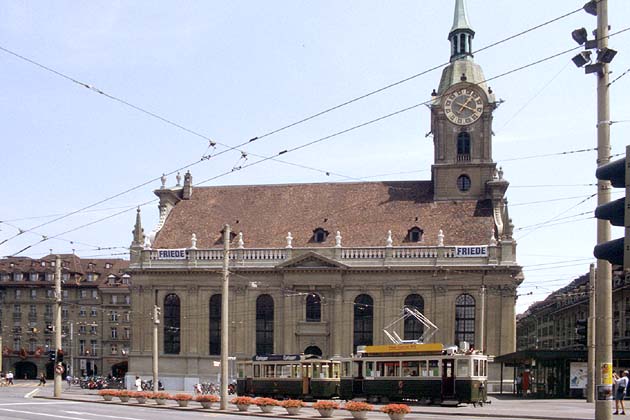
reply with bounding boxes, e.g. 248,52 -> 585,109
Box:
443,88 -> 484,125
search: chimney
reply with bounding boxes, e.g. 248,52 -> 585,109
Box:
182,171 -> 193,200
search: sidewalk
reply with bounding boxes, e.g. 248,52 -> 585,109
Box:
33,388 -> 595,420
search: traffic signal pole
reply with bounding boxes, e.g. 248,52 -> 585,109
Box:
588,263 -> 595,403
595,1 -> 612,419
54,255 -> 62,397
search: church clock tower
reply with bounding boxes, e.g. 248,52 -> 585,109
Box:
431,0 -> 502,201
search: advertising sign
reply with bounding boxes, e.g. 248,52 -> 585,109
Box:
156,249 -> 187,260
455,246 -> 488,257
569,362 -> 588,389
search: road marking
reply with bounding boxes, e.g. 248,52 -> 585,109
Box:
63,411 -> 145,420
0,402 -> 78,406
24,389 -> 40,398
0,408 -> 86,419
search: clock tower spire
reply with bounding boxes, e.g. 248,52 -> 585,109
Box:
430,0 -> 503,202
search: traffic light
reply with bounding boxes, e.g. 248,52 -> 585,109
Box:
48,350 -> 56,362
576,319 -> 588,346
56,349 -> 64,362
45,324 -> 54,333
593,148 -> 630,268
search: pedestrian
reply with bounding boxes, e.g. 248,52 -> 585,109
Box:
38,373 -> 46,386
66,374 -> 72,387
6,371 -> 13,385
135,376 -> 142,391
614,370 -> 628,415
515,373 -> 522,396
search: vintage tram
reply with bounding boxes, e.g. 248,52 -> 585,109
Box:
236,343 -> 487,405
236,354 -> 341,399
340,343 -> 488,405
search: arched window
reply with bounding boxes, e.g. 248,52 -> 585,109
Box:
312,228 -> 329,243
404,294 -> 425,341
306,293 -> 321,322
460,34 -> 466,54
304,345 -> 322,357
164,294 -> 180,354
406,227 -> 423,243
209,294 -> 221,355
457,175 -> 471,192
455,294 -> 475,346
457,132 -> 471,160
256,294 -> 274,355
353,294 -> 373,352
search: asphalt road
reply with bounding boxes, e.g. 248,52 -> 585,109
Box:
0,381 -> 596,420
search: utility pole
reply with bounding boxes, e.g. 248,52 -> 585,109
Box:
587,264 -> 596,403
0,335 -> 3,376
220,224 -> 230,410
152,304 -> 160,392
594,2 -> 612,420
54,255 -> 62,397
479,284 -> 486,353
69,323 -> 74,378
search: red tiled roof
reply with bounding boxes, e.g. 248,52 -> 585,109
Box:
153,181 -> 495,249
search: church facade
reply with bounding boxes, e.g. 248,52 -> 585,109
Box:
127,0 -> 522,392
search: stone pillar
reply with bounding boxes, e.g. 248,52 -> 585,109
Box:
283,291 -> 293,353
332,287 -> 342,357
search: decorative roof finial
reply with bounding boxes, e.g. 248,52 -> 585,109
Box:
132,207 -> 145,247
190,233 -> 197,249
160,173 -> 166,188
175,172 -> 182,187
448,0 -> 475,62
286,232 -> 293,249
335,231 -> 342,248
237,232 -> 244,249
489,231 -> 497,246
386,230 -> 393,248
437,229 -> 445,247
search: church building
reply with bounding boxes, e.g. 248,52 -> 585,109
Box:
127,0 -> 522,392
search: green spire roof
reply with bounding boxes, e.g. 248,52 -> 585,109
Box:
450,0 -> 473,34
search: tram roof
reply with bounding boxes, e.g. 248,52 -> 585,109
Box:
359,343 -> 444,355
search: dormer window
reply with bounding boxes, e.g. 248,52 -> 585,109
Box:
121,274 -> 130,285
87,273 -> 95,282
108,274 -> 116,285
312,228 -> 329,243
407,227 -> 424,243
105,263 -> 112,269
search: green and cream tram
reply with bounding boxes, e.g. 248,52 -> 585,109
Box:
340,343 -> 487,405
237,354 -> 341,399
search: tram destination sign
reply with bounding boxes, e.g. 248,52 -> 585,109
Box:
454,246 -> 488,258
156,249 -> 187,260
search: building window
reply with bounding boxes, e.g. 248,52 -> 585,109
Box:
79,325 -> 87,334
455,294 -> 476,346
457,132 -> 471,161
62,306 -> 69,319
30,289 -> 37,299
14,338 -> 21,350
209,294 -> 221,355
91,307 -> 97,317
164,294 -> 181,354
15,289 -> 21,299
111,295 -> 118,304
406,227 -> 423,243
92,290 -> 98,300
457,175 -> 471,192
353,294 -> 374,352
80,290 -> 87,299
47,289 -> 54,298
80,340 -> 86,355
124,327 -> 130,340
87,273 -> 95,282
79,307 -> 87,317
45,273 -> 53,282
90,325 -> 97,335
111,344 -> 118,355
125,296 -> 130,305
256,294 -> 274,355
306,293 -> 321,322
111,327 -> 118,339
312,228 -> 329,243
110,311 -> 118,322
90,340 -> 97,356
13,272 -> 23,282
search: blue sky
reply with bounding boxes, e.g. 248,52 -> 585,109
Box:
1,1 -> 629,313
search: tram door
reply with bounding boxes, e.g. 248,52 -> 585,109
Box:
441,359 -> 456,399
302,364 -> 312,395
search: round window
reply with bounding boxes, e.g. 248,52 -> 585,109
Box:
457,175 -> 471,192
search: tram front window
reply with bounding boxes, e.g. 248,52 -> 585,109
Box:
473,359 -> 480,377
366,361 -> 375,377
419,360 -> 428,377
457,359 -> 469,377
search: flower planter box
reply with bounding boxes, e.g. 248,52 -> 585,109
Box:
177,400 -> 189,407
155,398 -> 166,405
237,404 -> 250,412
387,413 -> 406,420
119,396 -> 130,403
259,405 -> 274,413
350,411 -> 369,420
102,395 -> 113,401
200,401 -> 213,409
285,406 -> 301,415
317,408 -> 334,418
135,397 -> 147,404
